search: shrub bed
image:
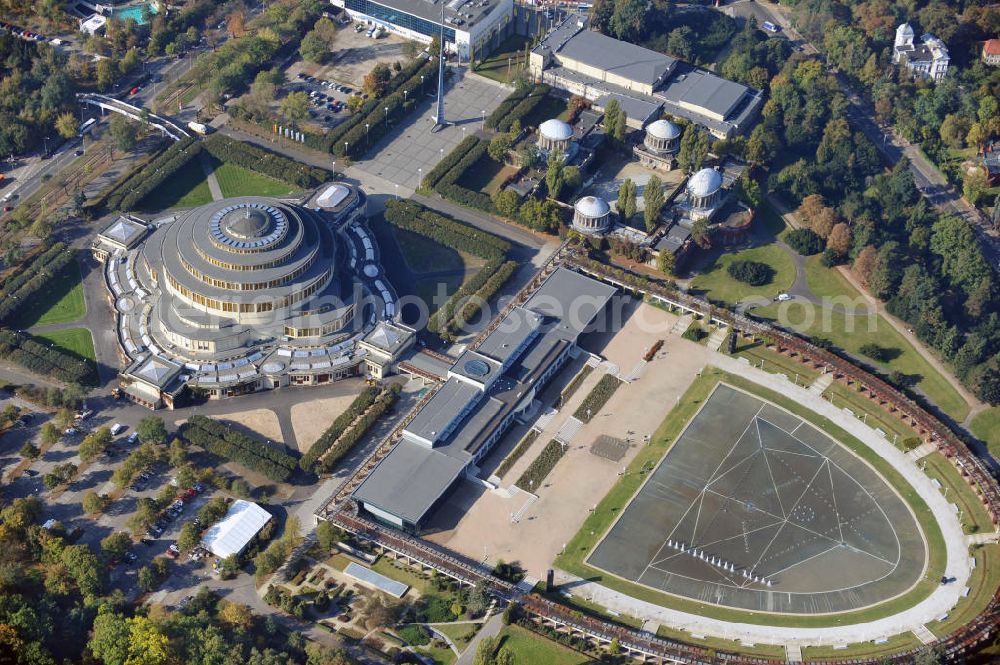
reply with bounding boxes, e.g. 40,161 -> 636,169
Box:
428,259 -> 518,337
485,86 -> 532,130
574,374 -> 623,421
181,415 -> 298,482
496,429 -> 539,479
202,134 -> 327,188
727,260 -> 774,286
560,364 -> 593,404
495,84 -> 551,133
382,199 -> 509,261
0,329 -> 92,384
420,135 -> 479,190
433,138 -> 495,212
785,228 -> 824,255
515,439 -> 566,491
317,385 -> 401,472
110,137 -> 202,211
0,242 -> 75,323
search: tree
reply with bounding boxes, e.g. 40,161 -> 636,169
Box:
665,26 -> 694,60
785,228 -> 824,255
546,151 -> 565,200
55,112 -> 78,140
826,222 -> 852,256
279,92 -> 310,123
177,522 -> 201,553
137,566 -> 158,592
488,134 -> 512,162
492,189 -> 520,219
691,218 -> 712,249
62,544 -> 105,597
226,10 -> 246,38
96,58 -> 115,91
473,636 -> 499,665
136,417 -> 167,445
363,63 -> 392,98
168,439 -> 187,467
643,175 -> 665,231
108,115 -> 138,154
727,260 -> 774,285
219,554 -> 240,579
90,611 -> 130,665
100,531 -> 132,561
80,427 -> 113,463
19,442 -> 40,459
219,601 -> 254,630
678,124 -> 708,173
609,0 -> 647,42
83,491 -> 111,514
657,250 -> 676,276
618,178 -> 637,221
299,32 -> 328,63
124,616 -> 169,665
603,98 -> 625,145
852,245 -> 878,286
810,207 -> 837,239
609,637 -> 621,655
939,114 -> 969,149
316,520 -> 342,551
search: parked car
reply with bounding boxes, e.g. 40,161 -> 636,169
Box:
166,544 -> 179,559
127,432 -> 139,444
110,423 -> 125,435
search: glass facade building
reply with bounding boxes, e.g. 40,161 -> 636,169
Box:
344,0 -> 456,43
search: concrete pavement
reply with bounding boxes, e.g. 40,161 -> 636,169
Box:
454,612 -> 504,665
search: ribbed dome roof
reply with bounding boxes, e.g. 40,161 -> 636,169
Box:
539,118 -> 573,142
646,119 -> 682,140
687,168 -> 723,198
575,196 -> 610,218
223,208 -> 272,239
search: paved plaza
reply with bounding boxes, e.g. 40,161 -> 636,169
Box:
346,68 -> 509,192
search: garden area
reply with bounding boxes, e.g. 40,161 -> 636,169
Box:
138,158 -> 297,212
32,328 -> 98,385
473,34 -> 530,84
970,407 -> 1000,460
493,624 -> 592,665
688,244 -> 795,306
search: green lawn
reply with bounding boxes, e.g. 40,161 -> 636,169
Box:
655,623 -> 786,659
926,543 -> 1000,639
553,368 -> 948,628
8,261 -> 86,328
414,274 -> 464,316
689,244 -> 796,306
34,327 -> 98,385
214,161 -> 296,198
920,452 -> 995,534
733,339 -> 821,385
390,227 -> 482,275
456,154 -> 505,194
138,164 -> 213,211
495,625 -> 593,665
475,34 -> 530,84
523,95 -> 570,129
801,632 -> 923,661
751,257 -> 970,422
822,382 -> 919,444
429,622 -> 480,650
970,407 -> 1000,460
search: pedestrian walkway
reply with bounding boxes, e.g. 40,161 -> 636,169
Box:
706,326 -> 728,351
966,531 -> 1000,545
555,416 -> 583,444
623,360 -> 647,382
200,152 -> 223,202
671,313 -> 694,336
455,613 -> 504,665
809,372 -> 834,394
914,625 -> 936,645
906,441 -> 937,460
785,644 -> 802,662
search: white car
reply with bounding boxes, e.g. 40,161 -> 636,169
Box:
110,423 -> 125,436
776,293 -> 792,302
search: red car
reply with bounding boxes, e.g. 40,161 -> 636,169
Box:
179,488 -> 197,502
128,86 -> 140,95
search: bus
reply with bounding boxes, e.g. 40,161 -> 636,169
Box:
78,118 -> 97,137
762,21 -> 780,33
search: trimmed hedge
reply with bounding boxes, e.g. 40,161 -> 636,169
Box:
421,135 -> 479,190
485,85 -> 536,130
428,259 -> 517,336
497,429 -> 539,479
515,439 -> 566,491
318,385 -> 400,472
202,134 -> 327,188
574,374 -> 622,420
382,199 -> 509,260
433,138 -> 495,212
0,242 -> 75,323
181,415 -> 298,482
494,84 -> 551,133
300,386 -> 381,471
111,137 -> 202,211
0,329 -> 93,385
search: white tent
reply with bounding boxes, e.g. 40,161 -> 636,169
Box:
201,500 -> 272,558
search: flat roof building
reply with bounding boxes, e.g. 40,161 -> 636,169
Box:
352,267 -> 617,532
332,0 -> 514,61
530,16 -> 763,138
201,500 -> 272,559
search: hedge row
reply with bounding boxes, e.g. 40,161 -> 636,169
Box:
382,199 -> 509,261
428,259 -> 518,336
494,84 -> 551,133
202,134 -> 327,188
574,374 -> 623,421
0,243 -> 74,323
110,137 -> 202,211
485,86 -> 533,130
421,135 -> 479,190
496,429 -> 538,479
325,58 -> 437,151
182,415 -> 298,482
0,329 -> 93,384
433,138 -> 495,213
515,439 -> 566,491
300,386 -> 381,471
317,385 -> 400,473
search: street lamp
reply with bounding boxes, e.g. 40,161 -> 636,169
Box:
331,159 -> 336,178
344,141 -> 349,156
481,110 -> 485,129
365,122 -> 370,143
384,106 -> 389,129
394,183 -> 399,200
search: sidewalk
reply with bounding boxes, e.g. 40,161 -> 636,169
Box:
454,613 -> 504,665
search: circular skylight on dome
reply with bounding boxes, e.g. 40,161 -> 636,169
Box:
223,208 -> 271,239
208,202 -> 288,251
464,359 -> 491,377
